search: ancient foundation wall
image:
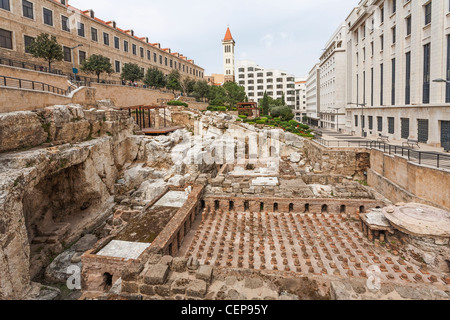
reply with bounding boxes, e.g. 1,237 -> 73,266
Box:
368,149 -> 450,210
303,140 -> 370,177
204,196 -> 387,219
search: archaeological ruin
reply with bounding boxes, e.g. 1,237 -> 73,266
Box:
0,101 -> 449,301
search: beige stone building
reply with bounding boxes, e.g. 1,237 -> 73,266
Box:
0,0 -> 204,82
345,0 -> 450,149
305,63 -> 321,126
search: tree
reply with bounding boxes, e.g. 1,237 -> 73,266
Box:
121,63 -> 144,83
270,105 -> 294,121
207,85 -> 227,106
80,54 -> 113,83
166,70 -> 182,92
223,82 -> 246,110
281,92 -> 286,106
144,68 -> 166,89
180,77 -> 196,95
260,91 -> 270,115
27,33 -> 64,72
193,80 -> 210,101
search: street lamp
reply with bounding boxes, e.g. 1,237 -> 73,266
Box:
70,44 -> 83,81
433,78 -> 450,84
348,102 -> 367,137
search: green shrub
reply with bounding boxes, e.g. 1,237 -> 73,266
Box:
256,120 -> 266,125
239,115 -> 248,119
289,120 -> 298,126
207,106 -> 227,112
167,100 -> 188,107
247,122 -> 255,125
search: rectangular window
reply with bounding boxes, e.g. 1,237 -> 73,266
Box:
391,58 -> 396,105
355,115 -> 359,127
377,116 -> 383,132
388,117 -> 395,134
425,2 -> 432,25
43,8 -> 53,26
405,52 -> 411,105
91,27 -> 97,41
159,55 -> 162,64
140,47 -> 144,58
23,0 -> 33,19
132,44 -> 137,55
0,28 -> 12,49
147,50 -> 150,60
114,37 -> 120,49
24,35 -> 34,53
392,0 -> 396,14
381,63 -> 384,104
406,16 -> 411,36
369,116 -> 374,130
380,34 -> 384,51
103,33 -> 109,46
77,22 -> 85,37
401,118 -> 410,139
370,68 -> 374,107
63,46 -> 71,62
61,15 -> 70,32
423,43 -> 431,104
380,6 -> 384,24
78,50 -> 86,64
417,119 -> 429,143
446,35 -> 450,103
124,40 -> 128,52
115,61 -> 120,73
0,0 -> 10,11
153,52 -> 157,62
392,26 -> 396,44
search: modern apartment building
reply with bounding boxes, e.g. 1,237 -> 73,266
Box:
295,78 -> 307,121
0,0 -> 204,81
236,60 -> 296,108
345,0 -> 450,149
318,23 -> 348,131
305,63 -> 321,126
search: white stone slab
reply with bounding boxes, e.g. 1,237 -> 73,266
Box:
153,191 -> 188,208
252,177 -> 279,186
366,210 -> 391,227
97,240 -> 151,260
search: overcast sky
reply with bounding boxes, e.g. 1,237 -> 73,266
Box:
71,0 -> 357,78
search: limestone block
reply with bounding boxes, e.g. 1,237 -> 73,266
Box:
171,278 -> 191,295
143,264 -> 169,285
172,257 -> 188,272
196,265 -> 213,284
186,279 -> 207,298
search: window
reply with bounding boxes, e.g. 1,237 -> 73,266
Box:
63,46 -> 71,62
115,61 -> 120,73
78,50 -> 86,64
423,43 -> 431,104
369,116 -> 373,130
114,37 -> 119,49
91,27 -> 97,41
43,8 -> 53,26
391,59 -> 396,105
447,35 -> 450,103
370,41 -> 374,56
0,0 -> 10,11
61,15 -> 70,32
388,117 -> 395,134
405,52 -> 411,105
140,47 -> 144,58
103,33 -> 109,46
24,35 -> 34,53
165,57 -> 168,66
153,52 -> 157,62
377,117 -> 383,132
77,22 -> 85,37
370,68 -> 374,107
392,26 -> 396,44
380,63 -> 384,105
392,0 -> 396,14
380,6 -> 384,24
170,59 -> 173,68
147,50 -> 150,60
417,119 -> 429,143
132,44 -> 137,55
380,34 -> 384,51
22,0 -> 33,19
159,55 -> 162,64
401,118 -> 410,139
425,2 -> 432,25
355,115 -> 359,127
0,28 -> 12,49
406,16 -> 412,36
123,40 -> 128,52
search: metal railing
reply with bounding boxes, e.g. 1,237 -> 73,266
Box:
313,138 -> 450,170
0,56 -> 66,76
0,75 -> 68,96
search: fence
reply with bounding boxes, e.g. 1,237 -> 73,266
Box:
0,75 -> 68,96
313,138 -> 450,170
0,56 -> 65,76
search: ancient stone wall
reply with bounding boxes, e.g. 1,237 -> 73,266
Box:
368,149 -> 450,211
0,65 -> 69,89
0,104 -> 137,299
303,140 -> 370,177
